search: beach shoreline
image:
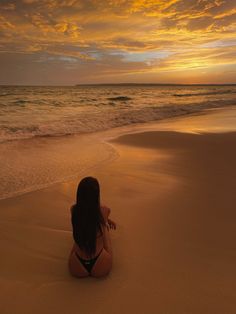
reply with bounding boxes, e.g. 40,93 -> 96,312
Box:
1,105 -> 236,201
0,112 -> 236,314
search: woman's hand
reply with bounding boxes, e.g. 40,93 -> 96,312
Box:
107,218 -> 116,230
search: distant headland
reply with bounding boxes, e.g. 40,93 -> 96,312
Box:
75,83 -> 236,87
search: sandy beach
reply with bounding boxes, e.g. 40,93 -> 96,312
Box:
0,114 -> 236,314
1,0 -> 236,312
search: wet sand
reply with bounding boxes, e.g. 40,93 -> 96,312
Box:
0,127 -> 236,313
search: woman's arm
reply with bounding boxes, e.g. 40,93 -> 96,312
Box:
101,205 -> 116,230
101,224 -> 112,255
100,205 -> 111,222
107,218 -> 116,230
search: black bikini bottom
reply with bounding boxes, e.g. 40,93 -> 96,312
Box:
75,249 -> 103,273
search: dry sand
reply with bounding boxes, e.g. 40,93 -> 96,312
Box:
0,128 -> 236,314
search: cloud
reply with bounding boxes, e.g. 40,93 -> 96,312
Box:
0,0 -> 235,84
153,46 -> 236,72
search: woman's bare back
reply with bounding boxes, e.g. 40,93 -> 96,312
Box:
68,205 -> 113,278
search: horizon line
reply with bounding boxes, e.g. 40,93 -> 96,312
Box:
1,83 -> 236,87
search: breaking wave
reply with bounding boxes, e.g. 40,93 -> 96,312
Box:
0,98 -> 235,143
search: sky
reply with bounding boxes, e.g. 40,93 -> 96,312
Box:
0,0 -> 236,85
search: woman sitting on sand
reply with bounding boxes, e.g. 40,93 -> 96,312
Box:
68,177 -> 116,278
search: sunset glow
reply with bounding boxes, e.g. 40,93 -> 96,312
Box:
0,0 -> 236,85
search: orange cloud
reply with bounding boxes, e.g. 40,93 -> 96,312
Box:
0,0 -> 235,84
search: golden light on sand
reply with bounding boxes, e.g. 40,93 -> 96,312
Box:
0,0 -> 236,84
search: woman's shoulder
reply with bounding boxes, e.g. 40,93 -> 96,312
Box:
100,205 -> 111,220
100,205 -> 111,213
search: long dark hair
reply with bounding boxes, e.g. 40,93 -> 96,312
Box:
71,177 -> 105,257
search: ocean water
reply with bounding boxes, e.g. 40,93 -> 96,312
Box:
1,85 -> 236,142
0,84 -> 236,200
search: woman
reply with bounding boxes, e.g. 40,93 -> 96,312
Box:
68,177 -> 116,278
